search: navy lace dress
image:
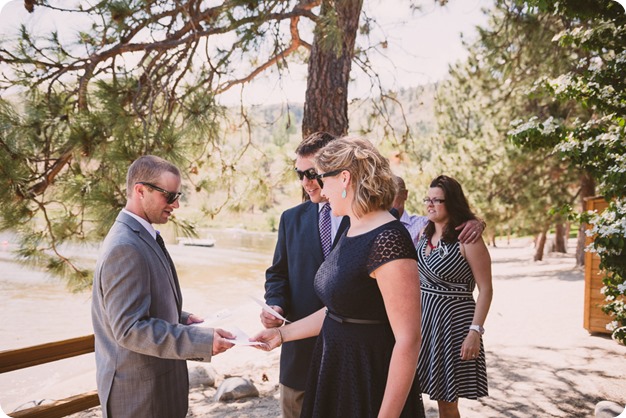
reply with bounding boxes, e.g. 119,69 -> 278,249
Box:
300,220 -> 425,418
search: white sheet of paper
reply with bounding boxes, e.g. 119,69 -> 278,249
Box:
190,308 -> 232,327
226,327 -> 265,346
204,308 -> 232,322
250,295 -> 291,323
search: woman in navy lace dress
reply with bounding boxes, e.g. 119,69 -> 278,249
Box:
253,136 -> 425,418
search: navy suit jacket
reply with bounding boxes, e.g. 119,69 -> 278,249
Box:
264,200 -> 349,389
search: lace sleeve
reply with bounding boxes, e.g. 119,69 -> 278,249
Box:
366,225 -> 418,274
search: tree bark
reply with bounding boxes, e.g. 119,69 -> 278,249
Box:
576,172 -> 596,266
534,225 -> 549,261
302,0 -> 364,137
554,222 -> 566,253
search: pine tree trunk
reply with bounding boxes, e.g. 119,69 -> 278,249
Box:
576,172 -> 596,266
534,227 -> 548,261
554,222 -> 566,253
302,0 -> 364,137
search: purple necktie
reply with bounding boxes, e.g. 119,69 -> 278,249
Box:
319,203 -> 332,258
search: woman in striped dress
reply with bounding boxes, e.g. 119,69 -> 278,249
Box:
416,175 -> 493,418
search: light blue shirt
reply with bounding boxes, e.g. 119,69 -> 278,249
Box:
399,210 -> 428,249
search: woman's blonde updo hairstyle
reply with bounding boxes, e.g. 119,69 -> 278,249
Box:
315,136 -> 396,218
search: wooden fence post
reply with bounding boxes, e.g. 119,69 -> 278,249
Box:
583,196 -> 611,334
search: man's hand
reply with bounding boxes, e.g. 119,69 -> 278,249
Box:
260,305 -> 285,328
186,313 -> 204,325
456,219 -> 485,244
212,328 -> 235,355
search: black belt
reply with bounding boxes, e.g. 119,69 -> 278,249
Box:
325,309 -> 387,325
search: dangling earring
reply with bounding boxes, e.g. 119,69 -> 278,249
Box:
341,188 -> 347,199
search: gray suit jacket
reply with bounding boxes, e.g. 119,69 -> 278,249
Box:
91,211 -> 214,418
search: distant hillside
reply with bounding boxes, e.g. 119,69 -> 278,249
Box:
235,84 -> 437,143
348,84 -> 437,140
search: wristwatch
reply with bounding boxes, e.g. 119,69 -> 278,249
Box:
469,324 -> 485,335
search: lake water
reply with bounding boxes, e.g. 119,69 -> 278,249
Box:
0,228 -> 278,414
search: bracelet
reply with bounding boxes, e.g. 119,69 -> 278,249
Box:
276,327 -> 284,345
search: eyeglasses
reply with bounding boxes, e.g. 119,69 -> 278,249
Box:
136,182 -> 182,204
315,168 -> 347,188
423,198 -> 445,205
295,168 -> 318,181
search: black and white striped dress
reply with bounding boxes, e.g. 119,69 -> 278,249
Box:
416,237 -> 488,402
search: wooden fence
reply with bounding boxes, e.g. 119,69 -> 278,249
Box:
0,335 -> 99,418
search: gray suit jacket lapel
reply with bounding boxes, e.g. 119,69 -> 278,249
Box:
116,212 -> 182,311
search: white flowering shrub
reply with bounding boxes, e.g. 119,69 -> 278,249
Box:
509,1 -> 625,345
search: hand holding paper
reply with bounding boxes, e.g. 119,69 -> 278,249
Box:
213,328 -> 236,354
225,327 -> 265,346
249,327 -> 283,351
250,295 -> 291,324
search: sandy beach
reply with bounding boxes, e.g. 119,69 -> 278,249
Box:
2,237 -> 625,417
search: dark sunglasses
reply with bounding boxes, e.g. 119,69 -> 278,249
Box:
315,168 -> 347,188
295,167 -> 318,181
136,182 -> 182,204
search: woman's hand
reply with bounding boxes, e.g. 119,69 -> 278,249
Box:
250,327 -> 283,351
460,330 -> 481,361
252,307 -> 325,351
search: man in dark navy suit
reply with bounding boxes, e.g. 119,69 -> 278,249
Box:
261,132 -> 349,418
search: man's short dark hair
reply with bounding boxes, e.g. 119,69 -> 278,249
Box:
126,155 -> 180,199
295,132 -> 337,157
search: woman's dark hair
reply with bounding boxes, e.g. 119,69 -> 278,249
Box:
424,175 -> 477,243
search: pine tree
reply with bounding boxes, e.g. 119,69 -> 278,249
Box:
0,0 -> 368,287
434,0 -> 589,260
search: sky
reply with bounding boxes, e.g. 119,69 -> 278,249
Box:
0,0 -> 491,105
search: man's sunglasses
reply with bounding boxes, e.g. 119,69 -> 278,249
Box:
136,182 -> 182,204
294,168 -> 318,181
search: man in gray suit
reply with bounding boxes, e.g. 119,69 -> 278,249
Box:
92,155 -> 234,418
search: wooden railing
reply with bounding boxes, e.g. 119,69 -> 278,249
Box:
0,335 -> 100,418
